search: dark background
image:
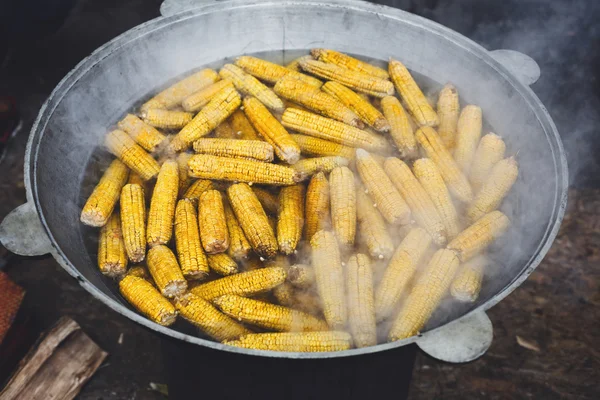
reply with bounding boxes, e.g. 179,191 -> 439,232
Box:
0,0 -> 599,399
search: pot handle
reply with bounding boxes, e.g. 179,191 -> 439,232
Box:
160,0 -> 217,17
0,202 -> 53,256
415,310 -> 493,363
489,49 -> 540,86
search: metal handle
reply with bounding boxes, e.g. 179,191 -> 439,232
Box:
490,49 -> 540,86
160,0 -> 218,16
415,310 -> 493,363
0,202 -> 53,256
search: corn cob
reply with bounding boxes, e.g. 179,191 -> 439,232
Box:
356,189 -> 394,259
191,266 -> 286,300
170,85 -> 241,151
436,84 -> 460,149
388,249 -> 460,341
304,172 -> 331,241
224,331 -> 352,352
176,152 -> 192,195
292,156 -> 350,177
175,293 -> 250,341
181,79 -> 234,112
322,81 -> 389,131
229,109 -> 261,140
227,183 -> 278,258
415,126 -> 473,203
81,159 -> 129,227
146,160 -> 179,246
146,245 -> 187,298
281,108 -> 387,152
355,149 -> 411,225
119,275 -> 177,326
253,187 -> 280,215
126,265 -> 151,280
274,76 -> 362,128
213,119 -> 237,139
412,158 -> 461,239
224,202 -> 252,260
286,55 -> 313,72
329,166 -> 356,249
219,64 -> 284,112
286,264 -> 315,289
117,114 -> 167,152
345,254 -> 376,347
141,109 -> 193,130
388,59 -> 439,127
192,138 -> 274,163
188,154 -> 301,186
381,96 -> 418,159
447,211 -> 510,262
311,48 -> 389,79
198,189 -> 229,254
310,230 -> 347,329
98,212 -> 128,277
454,105 -> 483,175
451,255 -> 487,302
174,199 -> 209,279
469,133 -> 507,193
291,134 -> 355,159
105,130 -> 160,180
300,59 -> 394,97
207,253 -> 240,276
235,55 -> 322,87
277,184 -> 305,255
467,157 -> 518,222
242,97 -> 301,164
120,184 -> 146,262
181,180 -> 211,203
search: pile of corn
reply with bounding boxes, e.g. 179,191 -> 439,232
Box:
81,49 -> 518,352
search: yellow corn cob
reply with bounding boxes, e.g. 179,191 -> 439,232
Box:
98,212 -> 128,277
224,331 -> 352,352
346,254 -> 376,348
388,59 -> 439,127
126,265 -> 150,280
380,96 -> 418,159
469,133 -> 507,193
384,157 -> 447,245
224,202 -> 251,260
253,187 -> 280,215
188,154 -> 302,185
311,48 -> 389,79
174,199 -> 209,279
214,294 -> 328,332
304,172 -> 331,241
300,59 -> 394,97
310,230 -> 347,329
81,159 -> 129,227
436,84 -> 460,149
191,266 -> 286,299
181,79 -> 234,112
146,245 -> 187,298
374,227 -> 432,321
322,81 -> 389,132
146,160 -> 178,246
415,126 -> 473,203
170,85 -> 241,151
229,109 -> 261,140
274,75 -> 363,128
105,130 -> 160,180
119,275 -> 177,326
447,211 -> 510,262
141,69 -> 219,111
286,264 -> 315,289
213,119 -> 237,139
192,138 -> 274,162
198,189 -> 229,254
219,64 -> 284,112
227,183 -> 278,258
286,55 -> 313,72
467,157 -> 518,223
141,109 -> 193,130
356,189 -> 394,259
120,184 -> 146,263
451,255 -> 487,302
176,152 -> 192,196
292,156 -> 350,177
355,149 -> 411,225
207,253 -> 240,276
117,114 -> 167,152
235,55 -> 322,88
281,108 -> 387,152
388,248 -> 460,341
329,166 -> 356,248
242,97 -> 301,164
454,105 -> 483,174
412,158 -> 461,239
175,293 -> 250,341
183,179 -> 214,202
276,184 -> 305,255
290,134 -> 355,159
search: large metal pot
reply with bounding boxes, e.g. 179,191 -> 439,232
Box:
0,0 -> 567,363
